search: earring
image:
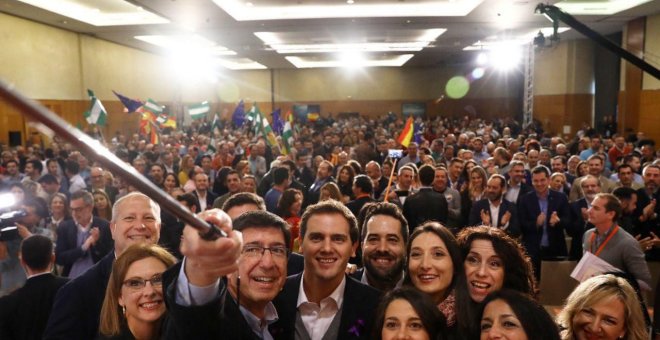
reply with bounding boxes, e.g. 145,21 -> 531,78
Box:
121,305 -> 126,315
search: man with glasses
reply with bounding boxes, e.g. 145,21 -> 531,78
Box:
54,190 -> 112,278
87,167 -> 118,204
165,210 -> 290,339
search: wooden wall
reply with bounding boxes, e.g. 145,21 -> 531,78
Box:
533,94 -> 593,137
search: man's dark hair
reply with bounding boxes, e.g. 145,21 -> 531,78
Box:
353,174 -> 373,195
38,174 -> 59,184
531,165 -> 550,177
65,160 -> 80,175
4,159 -> 18,168
616,163 -> 633,173
233,211 -> 291,249
71,190 -> 94,206
20,235 -> 53,271
551,155 -> 567,165
612,187 -> 636,202
272,167 -> 289,186
176,192 -> 200,213
418,164 -> 436,186
27,159 -> 43,173
300,200 -> 359,244
281,160 -> 297,172
360,202 -> 409,243
200,154 -> 212,162
222,192 -> 266,212
23,197 -> 48,219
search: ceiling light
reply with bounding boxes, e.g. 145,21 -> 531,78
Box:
476,53 -> 488,65
17,0 -> 169,26
218,58 -> 267,70
285,54 -> 414,68
490,44 -> 520,71
135,35 -> 236,56
347,0 -> 355,4
215,0 -> 484,21
254,29 -> 445,54
554,0 -> 652,15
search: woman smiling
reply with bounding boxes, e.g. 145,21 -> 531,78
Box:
98,244 -> 176,340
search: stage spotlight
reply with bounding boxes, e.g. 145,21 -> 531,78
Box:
490,44 -> 520,71
476,52 -> 488,65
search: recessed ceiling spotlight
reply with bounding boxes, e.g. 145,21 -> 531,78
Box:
347,0 -> 354,4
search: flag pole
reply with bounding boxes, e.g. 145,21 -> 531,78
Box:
0,80 -> 225,239
383,158 -> 399,203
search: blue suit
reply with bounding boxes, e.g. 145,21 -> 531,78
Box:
468,198 -> 521,237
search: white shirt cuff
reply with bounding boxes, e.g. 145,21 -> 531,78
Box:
175,257 -> 221,306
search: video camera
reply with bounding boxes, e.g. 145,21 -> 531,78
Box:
0,209 -> 27,241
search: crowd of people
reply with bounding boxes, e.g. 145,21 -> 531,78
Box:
0,112 -> 658,339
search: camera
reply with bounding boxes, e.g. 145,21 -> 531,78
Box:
0,210 -> 27,242
388,149 -> 404,159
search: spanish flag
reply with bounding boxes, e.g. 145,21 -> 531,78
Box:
396,117 -> 414,147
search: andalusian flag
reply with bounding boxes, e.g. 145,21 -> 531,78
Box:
84,90 -> 107,126
281,121 -> 294,155
396,117 -> 414,147
250,104 -> 278,147
143,98 -> 164,115
157,114 -> 176,129
187,101 -> 210,120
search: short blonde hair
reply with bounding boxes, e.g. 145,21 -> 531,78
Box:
99,244 -> 176,336
556,274 -> 648,340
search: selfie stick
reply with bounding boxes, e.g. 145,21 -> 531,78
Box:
0,81 -> 226,239
383,158 -> 399,203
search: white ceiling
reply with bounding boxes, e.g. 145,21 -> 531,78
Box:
2,0 -> 659,69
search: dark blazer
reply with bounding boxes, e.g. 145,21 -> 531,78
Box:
287,252 -> 304,276
568,198 -> 591,260
346,196 -> 375,218
304,177 -> 335,209
403,188 -> 448,233
272,273 -> 381,340
468,199 -> 521,237
373,177 -> 389,200
55,217 -> 113,277
193,190 -> 219,211
162,262 -> 261,340
43,252 -> 115,340
0,273 -> 69,340
518,190 -> 571,261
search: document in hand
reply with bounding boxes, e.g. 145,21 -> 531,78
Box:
570,251 -> 651,291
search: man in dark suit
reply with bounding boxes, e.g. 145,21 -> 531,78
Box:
468,174 -> 520,237
504,160 -> 533,205
403,165 -> 448,233
273,200 -> 381,339
0,235 -> 68,340
346,174 -> 375,218
303,160 -> 335,209
55,190 -> 113,278
518,166 -> 571,279
192,172 -> 218,211
163,211 -> 290,339
365,161 -> 389,200
44,192 -> 163,340
567,175 -> 601,260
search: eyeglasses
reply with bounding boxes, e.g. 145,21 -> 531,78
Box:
122,273 -> 164,291
242,245 -> 288,259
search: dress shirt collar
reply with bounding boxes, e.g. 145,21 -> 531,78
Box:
297,274 -> 346,311
239,302 -> 279,339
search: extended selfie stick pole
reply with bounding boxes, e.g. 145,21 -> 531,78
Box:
383,158 -> 398,203
0,81 -> 225,239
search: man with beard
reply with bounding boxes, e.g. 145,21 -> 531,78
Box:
433,167 -> 462,230
569,155 -> 615,201
468,174 -> 520,236
567,175 -> 601,260
351,202 -> 407,292
634,164 -> 660,260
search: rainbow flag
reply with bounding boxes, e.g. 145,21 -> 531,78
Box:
396,117 -> 414,147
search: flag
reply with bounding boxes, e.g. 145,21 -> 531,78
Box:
246,103 -> 259,123
250,103 -> 278,147
281,121 -> 294,155
271,108 -> 283,135
157,114 -> 176,129
139,111 -> 157,136
187,101 -> 210,120
413,122 -> 423,145
307,113 -> 319,122
149,128 -> 159,145
211,113 -> 222,135
397,117 -> 414,147
143,99 -> 164,115
112,90 -> 143,113
231,100 -> 245,127
84,89 -> 107,126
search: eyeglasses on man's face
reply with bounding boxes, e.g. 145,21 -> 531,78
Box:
241,245 -> 288,259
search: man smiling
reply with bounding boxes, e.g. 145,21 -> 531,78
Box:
274,200 -> 381,339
